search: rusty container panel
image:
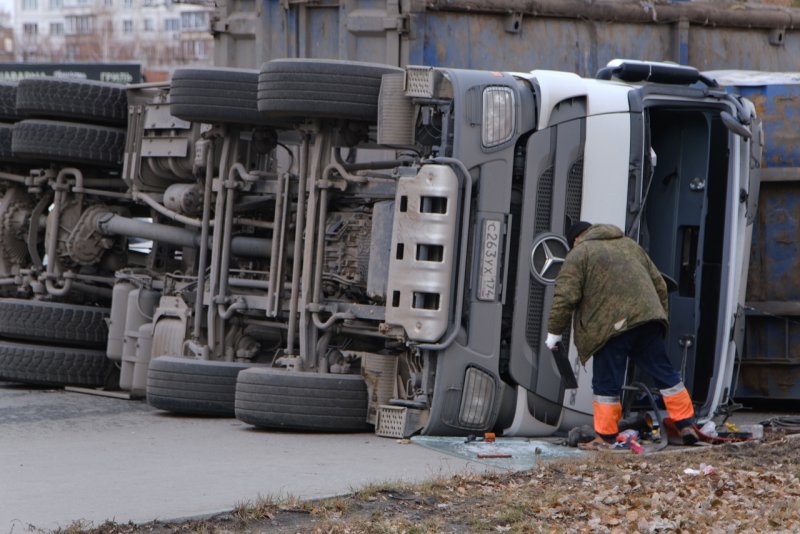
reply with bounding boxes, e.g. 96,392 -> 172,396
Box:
740,315 -> 800,399
740,180 -> 800,399
255,2 -> 678,74
747,183 -> 800,303
721,78 -> 800,400
248,1 -> 800,76
690,27 -> 800,74
734,81 -> 800,168
406,14 -> 674,75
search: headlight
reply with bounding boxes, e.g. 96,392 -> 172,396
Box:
482,86 -> 515,148
458,367 -> 495,428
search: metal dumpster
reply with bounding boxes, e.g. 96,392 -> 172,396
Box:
712,72 -> 800,400
213,0 -> 800,76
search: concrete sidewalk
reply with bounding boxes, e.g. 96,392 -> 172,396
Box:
2,382 -> 786,532
1,383 -> 506,532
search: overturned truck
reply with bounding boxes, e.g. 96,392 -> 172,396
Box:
0,58 -> 760,437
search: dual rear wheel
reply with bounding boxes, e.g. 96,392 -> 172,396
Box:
0,300 -> 113,388
152,59 -> 393,430
145,357 -> 371,433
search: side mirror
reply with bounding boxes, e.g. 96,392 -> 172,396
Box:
721,110 -> 752,140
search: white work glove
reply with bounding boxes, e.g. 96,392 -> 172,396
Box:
545,333 -> 562,351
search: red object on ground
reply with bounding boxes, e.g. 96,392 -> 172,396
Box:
627,440 -> 644,454
663,418 -> 752,445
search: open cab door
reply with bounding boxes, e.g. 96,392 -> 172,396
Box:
504,60 -> 759,436
635,82 -> 759,422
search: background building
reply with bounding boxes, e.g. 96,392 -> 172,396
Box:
12,0 -> 213,79
0,26 -> 12,61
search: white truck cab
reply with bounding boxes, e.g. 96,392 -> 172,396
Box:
309,58 -> 761,436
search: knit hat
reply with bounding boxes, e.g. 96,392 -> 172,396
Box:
566,221 -> 592,249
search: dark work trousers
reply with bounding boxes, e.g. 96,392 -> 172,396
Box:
592,321 -> 682,398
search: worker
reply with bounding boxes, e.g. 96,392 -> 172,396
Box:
545,221 -> 698,449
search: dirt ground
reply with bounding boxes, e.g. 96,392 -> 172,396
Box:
42,424 -> 800,534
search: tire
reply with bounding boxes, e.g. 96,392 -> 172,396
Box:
16,77 -> 128,126
146,356 -> 261,417
12,119 -> 126,167
170,67 -> 286,127
235,368 -> 371,432
0,299 -> 109,347
0,122 -> 13,160
257,59 -> 403,122
0,82 -> 20,122
0,340 -> 116,387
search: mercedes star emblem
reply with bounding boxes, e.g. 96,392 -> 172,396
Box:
530,233 -> 569,284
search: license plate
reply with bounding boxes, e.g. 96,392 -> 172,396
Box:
478,219 -> 502,301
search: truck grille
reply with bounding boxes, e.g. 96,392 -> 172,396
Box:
566,157 -> 584,222
526,165 -> 554,349
525,156 -> 583,350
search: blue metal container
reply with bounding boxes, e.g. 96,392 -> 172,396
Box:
218,1 -> 800,77
712,73 -> 800,400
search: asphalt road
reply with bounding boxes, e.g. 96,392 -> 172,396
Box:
0,382 -> 503,533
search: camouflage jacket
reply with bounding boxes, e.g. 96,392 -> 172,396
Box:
546,224 -> 668,363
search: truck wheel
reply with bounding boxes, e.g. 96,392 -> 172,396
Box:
12,119 -> 126,167
257,59 -> 403,122
0,299 -> 109,347
15,77 -> 128,126
170,67 -> 285,127
235,368 -> 371,432
0,340 -> 116,388
146,356 -> 260,417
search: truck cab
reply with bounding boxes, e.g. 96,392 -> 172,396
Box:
371,59 -> 759,436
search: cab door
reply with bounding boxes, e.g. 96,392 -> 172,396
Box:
638,93 -> 758,419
